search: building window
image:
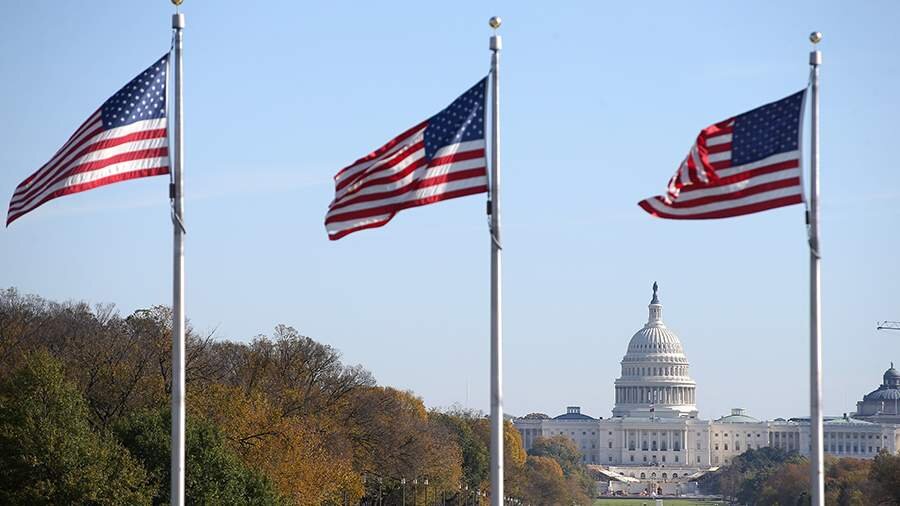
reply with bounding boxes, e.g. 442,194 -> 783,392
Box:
643,456 -> 647,462
608,442 -> 612,448
609,456 -> 612,462
642,441 -> 648,451
715,444 -> 719,450
662,456 -> 666,463
675,456 -> 679,463
662,473 -> 667,479
673,473 -> 678,478
696,442 -> 701,450
640,473 -> 646,479
735,443 -> 740,451
630,455 -> 634,462
697,456 -> 701,463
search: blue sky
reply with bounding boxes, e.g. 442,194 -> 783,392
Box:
2,1 -> 898,422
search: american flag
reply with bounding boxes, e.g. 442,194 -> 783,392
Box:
325,78 -> 488,240
7,54 -> 170,226
639,90 -> 806,219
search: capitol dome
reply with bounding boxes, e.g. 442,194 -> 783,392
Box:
612,283 -> 698,419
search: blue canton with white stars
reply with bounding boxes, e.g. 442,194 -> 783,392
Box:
731,90 -> 805,166
423,78 -> 486,161
101,54 -> 168,129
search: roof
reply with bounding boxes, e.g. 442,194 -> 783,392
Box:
865,387 -> 900,402
716,413 -> 761,423
553,412 -> 596,420
824,417 -> 877,426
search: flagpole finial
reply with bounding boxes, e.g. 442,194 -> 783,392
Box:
809,31 -> 823,44
489,16 -> 502,30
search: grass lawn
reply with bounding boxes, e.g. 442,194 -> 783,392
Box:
594,500 -> 725,506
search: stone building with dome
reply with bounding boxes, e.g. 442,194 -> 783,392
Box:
853,364 -> 900,424
513,283 -> 900,495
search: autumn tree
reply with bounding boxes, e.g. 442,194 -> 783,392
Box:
528,435 -> 594,502
870,450 -> 900,504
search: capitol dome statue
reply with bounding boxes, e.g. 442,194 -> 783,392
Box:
612,283 -> 698,418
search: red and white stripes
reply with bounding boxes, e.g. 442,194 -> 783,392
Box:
7,112 -> 169,225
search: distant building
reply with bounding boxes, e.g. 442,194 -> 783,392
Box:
513,284 -> 900,495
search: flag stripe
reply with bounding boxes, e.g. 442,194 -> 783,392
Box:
326,184 -> 488,239
11,128 -> 168,207
10,142 -> 169,211
7,165 -> 170,225
663,176 -> 801,209
326,169 -> 488,224
330,155 -> 485,211
679,162 -> 800,198
8,155 -> 170,223
638,192 -> 803,219
334,122 -> 428,187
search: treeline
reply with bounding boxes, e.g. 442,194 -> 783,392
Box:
698,446 -> 900,505
0,288 -> 594,505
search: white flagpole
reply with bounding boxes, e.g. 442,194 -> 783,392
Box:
488,15 -> 504,506
170,10 -> 186,506
808,31 -> 823,506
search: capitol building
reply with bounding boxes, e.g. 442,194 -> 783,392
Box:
513,283 -> 900,495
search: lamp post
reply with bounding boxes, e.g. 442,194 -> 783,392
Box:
424,478 -> 429,505
402,478 -> 407,506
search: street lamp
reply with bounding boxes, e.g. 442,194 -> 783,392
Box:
401,478 -> 407,506
424,478 -> 429,505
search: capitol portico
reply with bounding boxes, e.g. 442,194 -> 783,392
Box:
513,283 -> 900,495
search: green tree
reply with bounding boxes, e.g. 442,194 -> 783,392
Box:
0,351 -> 153,505
115,408 -> 284,505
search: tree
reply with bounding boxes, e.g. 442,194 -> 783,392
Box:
432,409 -> 490,491
190,382 -> 361,505
526,436 -> 593,503
0,351 -> 153,505
115,407 -> 285,505
522,456 -> 570,505
870,450 -> 900,504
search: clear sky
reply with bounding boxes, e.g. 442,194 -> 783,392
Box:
2,1 -> 898,422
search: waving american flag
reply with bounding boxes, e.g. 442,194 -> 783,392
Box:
7,54 -> 170,226
639,90 -> 806,219
325,78 -> 488,240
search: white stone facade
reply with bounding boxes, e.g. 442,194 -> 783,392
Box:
513,284 -> 900,489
